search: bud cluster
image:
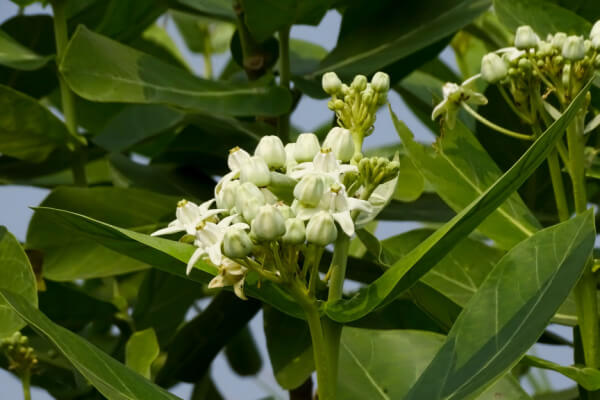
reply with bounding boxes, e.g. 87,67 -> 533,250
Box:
151,75 -> 398,300
322,71 -> 390,152
1,332 -> 38,375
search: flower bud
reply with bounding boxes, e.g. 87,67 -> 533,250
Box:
351,74 -> 368,91
216,179 -> 240,210
255,135 -> 286,168
552,32 -> 567,49
294,133 -> 321,162
240,156 -> 271,187
313,148 -> 338,173
592,34 -> 600,50
480,53 -> 508,83
515,25 -> 539,49
562,36 -> 585,61
591,20 -> 600,38
370,71 -> 390,93
284,143 -> 297,169
306,211 -> 337,246
294,174 -> 325,207
228,146 -> 251,171
322,72 -> 342,95
223,228 -> 253,258
282,218 -> 306,245
236,182 -> 265,221
251,205 -> 286,241
562,63 -> 571,87
323,127 -> 355,162
274,202 -> 295,219
537,41 -> 553,56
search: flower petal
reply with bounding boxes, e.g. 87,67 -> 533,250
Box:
151,224 -> 183,237
186,247 -> 205,275
207,244 -> 222,266
333,211 -> 354,236
233,278 -> 247,300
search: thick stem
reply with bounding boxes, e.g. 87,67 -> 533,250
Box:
51,0 -> 87,186
546,151 -> 570,222
327,234 -> 350,303
21,371 -> 31,400
277,26 -> 291,142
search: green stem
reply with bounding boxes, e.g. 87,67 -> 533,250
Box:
327,234 -> 350,303
277,26 -> 291,142
461,103 -> 534,141
546,150 -> 570,222
21,370 -> 31,400
498,85 -> 532,124
51,0 -> 87,186
308,247 -> 324,296
203,28 -> 213,79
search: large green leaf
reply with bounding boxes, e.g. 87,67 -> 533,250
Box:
338,328 -> 531,399
126,328 -> 160,379
310,0 -> 491,79
0,29 -> 52,70
0,289 -> 183,400
494,0 -> 592,37
324,78 -> 593,323
0,227 -> 38,338
0,85 -> 72,162
396,118 -> 541,249
60,27 -> 292,116
27,187 -> 178,281
404,211 -> 595,399
30,207 -> 304,318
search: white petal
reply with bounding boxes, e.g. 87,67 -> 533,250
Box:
233,278 -> 247,300
151,224 -> 183,237
334,211 -> 355,237
431,99 -> 447,120
198,198 -> 216,213
295,206 -> 320,221
208,274 -> 225,289
186,247 -> 205,275
207,244 -> 222,266
347,197 -> 373,213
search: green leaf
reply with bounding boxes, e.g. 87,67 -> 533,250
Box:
0,227 -> 38,338
224,326 -> 263,376
0,85 -> 72,162
60,26 -> 292,116
27,187 -> 179,281
338,328 -> 531,399
0,289 -> 183,400
404,211 -> 595,399
311,0 -> 491,79
126,328 -> 160,379
396,117 -> 541,249
0,29 -> 52,70
173,0 -> 236,21
378,195 -> 455,223
523,355 -> 600,391
243,0 -> 331,42
171,10 -> 235,54
30,207 -> 304,318
324,78 -> 593,323
494,0 -> 592,37
263,306 -> 314,390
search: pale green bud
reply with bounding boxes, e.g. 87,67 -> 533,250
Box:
228,146 -> 251,171
591,20 -> 600,38
223,228 -> 253,258
282,218 -> 306,245
585,39 -> 592,53
236,182 -> 265,221
240,156 -> 271,187
294,174 -> 325,207
592,35 -> 600,50
518,58 -> 532,71
370,71 -> 390,93
306,211 -> 337,246
562,63 -> 571,87
255,135 -> 286,168
552,32 -> 567,49
515,25 -> 539,49
322,72 -> 342,95
480,53 -> 508,83
562,36 -> 586,61
294,133 -> 321,162
537,41 -> 553,56
351,75 -> 368,91
323,127 -> 355,162
274,202 -> 295,219
216,179 -> 240,210
251,205 -> 286,241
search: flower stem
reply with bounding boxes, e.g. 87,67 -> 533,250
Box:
21,370 -> 31,400
546,150 -> 570,222
202,27 -> 213,79
327,234 -> 350,303
277,26 -> 291,142
461,103 -> 534,141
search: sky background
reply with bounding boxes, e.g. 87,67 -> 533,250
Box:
0,2 -> 575,399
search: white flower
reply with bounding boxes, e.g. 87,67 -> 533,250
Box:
289,148 -> 357,182
255,135 -> 286,168
294,133 -> 321,162
151,199 -> 224,237
293,183 -> 372,236
186,215 -> 248,274
208,257 -> 248,300
431,82 -> 487,129
228,146 -> 251,172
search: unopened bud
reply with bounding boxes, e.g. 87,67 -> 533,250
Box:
592,34 -> 600,50
515,25 -> 539,49
351,74 -> 368,91
323,127 -> 355,162
537,41 -> 553,56
274,202 -> 295,219
370,71 -> 390,93
228,146 -> 251,171
294,133 -> 321,162
306,211 -> 337,246
236,183 -> 265,221
313,148 -> 338,173
591,20 -> 600,38
255,135 -> 286,168
294,174 -> 325,207
552,32 -> 567,49
282,218 -> 306,245
322,72 -> 342,95
216,179 -> 240,210
562,36 -> 585,61
251,205 -> 286,241
223,228 -> 253,258
481,53 -> 508,83
240,156 -> 271,187
562,63 -> 571,87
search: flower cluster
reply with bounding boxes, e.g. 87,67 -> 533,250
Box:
433,22 -> 600,131
1,332 -> 38,375
152,73 -> 398,300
